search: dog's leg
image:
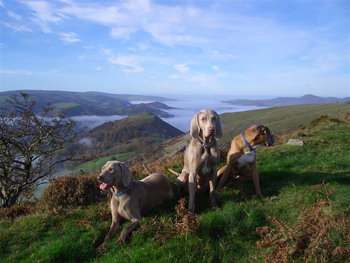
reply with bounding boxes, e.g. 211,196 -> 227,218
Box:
216,154 -> 235,192
209,168 -> 218,208
117,217 -> 140,244
176,170 -> 189,196
250,159 -> 261,196
97,198 -> 122,251
217,165 -> 227,178
188,172 -> 197,214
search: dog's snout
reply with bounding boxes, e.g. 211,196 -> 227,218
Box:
208,126 -> 214,133
266,134 -> 275,146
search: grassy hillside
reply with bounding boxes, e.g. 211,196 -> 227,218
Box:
163,103 -> 350,157
220,103 -> 349,144
0,112 -> 349,262
71,113 -> 183,171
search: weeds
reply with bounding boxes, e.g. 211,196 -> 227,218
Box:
256,183 -> 350,262
140,198 -> 201,243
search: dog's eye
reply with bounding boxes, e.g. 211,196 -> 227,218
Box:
109,167 -> 113,173
201,117 -> 207,122
211,117 -> 216,122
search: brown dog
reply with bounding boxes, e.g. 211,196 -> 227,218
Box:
97,161 -> 173,250
216,125 -> 274,195
175,109 -> 223,214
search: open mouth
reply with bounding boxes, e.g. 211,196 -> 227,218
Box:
99,178 -> 116,191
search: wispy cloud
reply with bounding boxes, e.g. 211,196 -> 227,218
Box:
57,32 -> 81,43
108,55 -> 143,73
110,27 -> 137,40
7,11 -> 22,21
174,63 -> 189,73
0,69 -> 33,75
2,22 -> 32,33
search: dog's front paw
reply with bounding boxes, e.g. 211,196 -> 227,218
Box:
96,244 -> 107,252
116,237 -> 126,244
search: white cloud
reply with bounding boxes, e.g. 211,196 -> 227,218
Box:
174,63 -> 189,73
188,73 -> 215,84
2,22 -> 32,33
110,27 -> 137,40
19,0 -> 65,33
0,69 -> 32,75
212,66 -> 219,71
95,67 -> 102,71
0,0 -> 4,8
108,55 -> 143,73
78,55 -> 86,60
57,32 -> 81,43
7,11 -> 22,21
138,43 -> 149,51
169,75 -> 181,79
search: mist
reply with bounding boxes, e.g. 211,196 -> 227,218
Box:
71,96 -> 264,133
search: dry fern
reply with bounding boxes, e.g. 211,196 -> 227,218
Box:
256,183 -> 350,262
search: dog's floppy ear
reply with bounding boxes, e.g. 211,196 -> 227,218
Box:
215,113 -> 223,139
190,113 -> 200,138
118,162 -> 131,187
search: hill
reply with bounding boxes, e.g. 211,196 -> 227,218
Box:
224,94 -> 349,107
0,90 -> 173,118
1,112 -> 349,262
69,112 -> 183,172
163,103 -> 350,157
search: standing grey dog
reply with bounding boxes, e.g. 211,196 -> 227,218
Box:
175,109 -> 223,214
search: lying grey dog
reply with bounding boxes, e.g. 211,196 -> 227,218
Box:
97,160 -> 173,250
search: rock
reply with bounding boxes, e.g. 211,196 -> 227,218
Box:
286,139 -> 304,146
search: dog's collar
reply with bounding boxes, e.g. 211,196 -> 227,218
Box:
242,132 -> 255,152
114,181 -> 133,197
198,138 -> 215,149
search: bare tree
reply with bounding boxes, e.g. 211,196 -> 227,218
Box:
0,93 -> 82,208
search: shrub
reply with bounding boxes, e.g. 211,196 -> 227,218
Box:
37,173 -> 104,213
0,201 -> 37,220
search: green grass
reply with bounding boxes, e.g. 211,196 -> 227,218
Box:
1,113 -> 349,262
74,152 -> 136,173
220,103 -> 349,143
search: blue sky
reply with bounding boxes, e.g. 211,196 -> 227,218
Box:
0,0 -> 349,97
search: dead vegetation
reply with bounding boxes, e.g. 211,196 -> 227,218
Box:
256,183 -> 350,262
140,198 -> 201,243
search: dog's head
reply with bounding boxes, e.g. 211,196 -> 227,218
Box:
97,161 -> 131,191
246,125 -> 274,148
190,109 -> 223,140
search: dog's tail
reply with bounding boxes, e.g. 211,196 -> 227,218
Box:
217,165 -> 227,178
168,168 -> 181,177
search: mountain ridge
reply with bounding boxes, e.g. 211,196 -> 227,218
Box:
0,90 -> 174,118
224,94 -> 349,107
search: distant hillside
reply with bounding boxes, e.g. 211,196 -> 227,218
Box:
0,90 -> 174,118
224,94 -> 349,107
163,103 -> 350,158
72,113 -> 183,169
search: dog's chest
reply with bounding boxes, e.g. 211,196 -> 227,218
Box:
237,151 -> 256,168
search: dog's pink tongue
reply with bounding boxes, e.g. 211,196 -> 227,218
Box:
99,183 -> 108,190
